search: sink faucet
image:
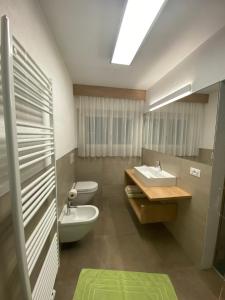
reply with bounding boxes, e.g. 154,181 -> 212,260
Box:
155,160 -> 162,171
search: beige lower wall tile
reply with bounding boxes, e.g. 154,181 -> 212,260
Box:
75,154 -> 141,210
0,193 -> 24,299
142,148 -> 212,265
56,148 -> 76,214
75,155 -> 141,185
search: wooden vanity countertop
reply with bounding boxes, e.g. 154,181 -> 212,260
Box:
125,169 -> 192,202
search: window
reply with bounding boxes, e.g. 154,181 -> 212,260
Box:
77,96 -> 144,157
85,116 -> 132,145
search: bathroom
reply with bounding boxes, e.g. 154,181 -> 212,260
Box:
1,0 -> 225,299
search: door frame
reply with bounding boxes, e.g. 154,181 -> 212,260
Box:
201,80 -> 225,269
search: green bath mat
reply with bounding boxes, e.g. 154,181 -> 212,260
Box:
73,269 -> 178,300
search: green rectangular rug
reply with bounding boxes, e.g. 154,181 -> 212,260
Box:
73,269 -> 178,300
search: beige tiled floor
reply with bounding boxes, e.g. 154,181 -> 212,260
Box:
55,186 -> 223,300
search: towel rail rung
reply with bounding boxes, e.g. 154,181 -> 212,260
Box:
14,69 -> 52,101
19,152 -> 54,170
18,137 -> 54,143
19,148 -> 54,162
15,93 -> 53,115
22,176 -> 55,211
15,83 -> 52,109
13,37 -> 51,83
27,207 -> 56,263
13,39 -> 51,86
27,211 -> 56,270
22,172 -> 55,205
32,234 -> 58,300
23,183 -> 55,227
17,132 -> 54,136
13,53 -> 50,90
14,73 -> 52,103
13,60 -> 51,95
18,142 -> 54,152
27,212 -> 56,275
26,200 -> 55,251
16,121 -> 53,130
21,167 -> 55,196
23,180 -> 55,217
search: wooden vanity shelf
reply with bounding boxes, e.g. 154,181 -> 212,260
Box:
128,198 -> 177,224
125,169 -> 191,224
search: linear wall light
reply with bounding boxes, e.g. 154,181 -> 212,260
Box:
149,84 -> 192,111
111,0 -> 167,65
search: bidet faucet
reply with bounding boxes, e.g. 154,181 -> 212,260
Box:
66,199 -> 72,215
156,160 -> 162,171
66,199 -> 78,215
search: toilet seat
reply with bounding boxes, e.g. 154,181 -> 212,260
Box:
75,181 -> 98,193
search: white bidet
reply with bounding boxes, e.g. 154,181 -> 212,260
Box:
59,205 -> 99,243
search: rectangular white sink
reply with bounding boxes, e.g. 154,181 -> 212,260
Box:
134,165 -> 176,187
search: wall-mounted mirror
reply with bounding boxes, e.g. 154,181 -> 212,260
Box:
143,82 -> 220,165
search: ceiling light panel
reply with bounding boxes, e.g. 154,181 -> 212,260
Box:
111,0 -> 167,65
149,84 -> 192,111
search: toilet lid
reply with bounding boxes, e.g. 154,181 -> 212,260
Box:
75,181 -> 98,193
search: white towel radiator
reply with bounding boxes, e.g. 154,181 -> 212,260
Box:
1,15 -> 59,300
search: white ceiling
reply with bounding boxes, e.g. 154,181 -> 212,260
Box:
39,0 -> 225,90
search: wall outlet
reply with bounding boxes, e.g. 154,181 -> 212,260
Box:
190,167 -> 201,178
70,152 -> 75,164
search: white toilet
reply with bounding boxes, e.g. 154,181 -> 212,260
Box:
59,205 -> 99,243
72,181 -> 98,205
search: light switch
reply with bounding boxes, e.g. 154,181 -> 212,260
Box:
190,167 -> 201,178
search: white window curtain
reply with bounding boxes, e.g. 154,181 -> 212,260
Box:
77,96 -> 144,157
143,102 -> 204,157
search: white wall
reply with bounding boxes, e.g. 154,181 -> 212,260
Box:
200,91 -> 219,149
146,25 -> 225,106
0,0 -> 77,159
